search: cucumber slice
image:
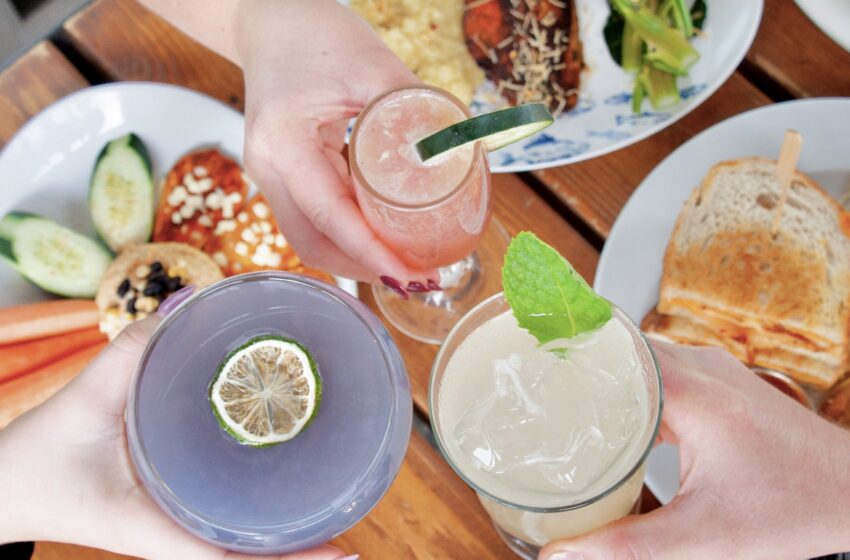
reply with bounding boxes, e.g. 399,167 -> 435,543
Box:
89,133 -> 154,251
415,103 -> 554,162
0,212 -> 112,298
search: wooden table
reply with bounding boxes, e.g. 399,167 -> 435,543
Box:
0,0 -> 846,558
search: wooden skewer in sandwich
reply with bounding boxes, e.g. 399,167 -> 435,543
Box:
770,129 -> 803,236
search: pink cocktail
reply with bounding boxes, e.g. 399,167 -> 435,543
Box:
351,86 -> 490,269
351,85 -> 507,344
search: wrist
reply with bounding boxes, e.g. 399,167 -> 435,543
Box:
233,0 -> 348,74
825,426 -> 850,553
139,0 -> 244,66
0,417 -> 53,543
232,0 -> 297,72
0,406 -> 113,549
794,419 -> 850,557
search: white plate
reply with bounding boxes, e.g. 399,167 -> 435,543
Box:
594,98 -> 850,504
0,82 -> 358,305
795,0 -> 850,53
343,0 -> 763,172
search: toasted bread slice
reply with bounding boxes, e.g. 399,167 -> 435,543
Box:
658,157 -> 850,388
643,310 -> 843,390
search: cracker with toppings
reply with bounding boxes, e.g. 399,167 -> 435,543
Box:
153,149 -> 248,249
95,242 -> 223,339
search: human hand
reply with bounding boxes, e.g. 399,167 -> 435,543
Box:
234,0 -> 432,288
540,342 -> 850,560
0,289 -> 351,560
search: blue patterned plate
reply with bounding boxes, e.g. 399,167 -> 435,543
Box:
482,0 -> 763,172
344,0 -> 763,173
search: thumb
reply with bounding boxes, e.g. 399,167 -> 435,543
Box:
76,286 -> 196,410
538,499 -> 711,560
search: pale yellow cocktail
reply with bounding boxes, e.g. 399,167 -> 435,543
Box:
431,294 -> 662,559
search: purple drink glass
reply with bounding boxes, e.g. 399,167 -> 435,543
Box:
126,272 -> 411,554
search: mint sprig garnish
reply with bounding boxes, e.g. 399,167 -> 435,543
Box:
502,232 -> 612,344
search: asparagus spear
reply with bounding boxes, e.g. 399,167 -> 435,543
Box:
639,63 -> 680,109
611,0 -> 699,74
621,0 -> 645,74
659,0 -> 694,38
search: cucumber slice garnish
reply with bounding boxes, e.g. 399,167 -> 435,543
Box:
415,103 -> 554,162
0,212 -> 112,298
89,133 -> 154,252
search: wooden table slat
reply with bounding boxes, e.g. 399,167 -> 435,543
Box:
335,431 -> 516,559
34,544 -> 135,560
745,0 -> 850,99
532,73 -> 771,239
0,42 -> 88,148
63,0 -> 244,110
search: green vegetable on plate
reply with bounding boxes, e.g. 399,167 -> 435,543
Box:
89,133 -> 155,252
0,211 -> 112,298
605,0 -> 706,112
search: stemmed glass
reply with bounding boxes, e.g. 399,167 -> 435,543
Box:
350,84 -> 509,344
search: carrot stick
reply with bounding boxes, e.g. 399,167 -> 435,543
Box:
0,327 -> 107,384
0,300 -> 99,345
0,342 -> 106,429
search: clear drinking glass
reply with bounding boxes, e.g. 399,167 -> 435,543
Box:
430,293 -> 663,559
126,272 -> 412,554
350,84 -> 509,345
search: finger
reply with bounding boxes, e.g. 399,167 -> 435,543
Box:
258,125 -> 428,284
538,498 -> 728,560
65,314 -> 161,419
653,341 -> 750,385
320,119 -> 350,155
321,146 -> 436,281
652,341 -> 771,425
649,342 -> 753,480
255,161 -> 389,281
649,341 -> 727,428
647,341 -> 703,434
645,342 -> 729,474
68,286 -> 196,417
284,131 -> 413,282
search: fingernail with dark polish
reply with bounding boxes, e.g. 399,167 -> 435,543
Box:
427,279 -> 442,291
157,285 -> 196,317
407,281 -> 428,292
380,276 -> 409,299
